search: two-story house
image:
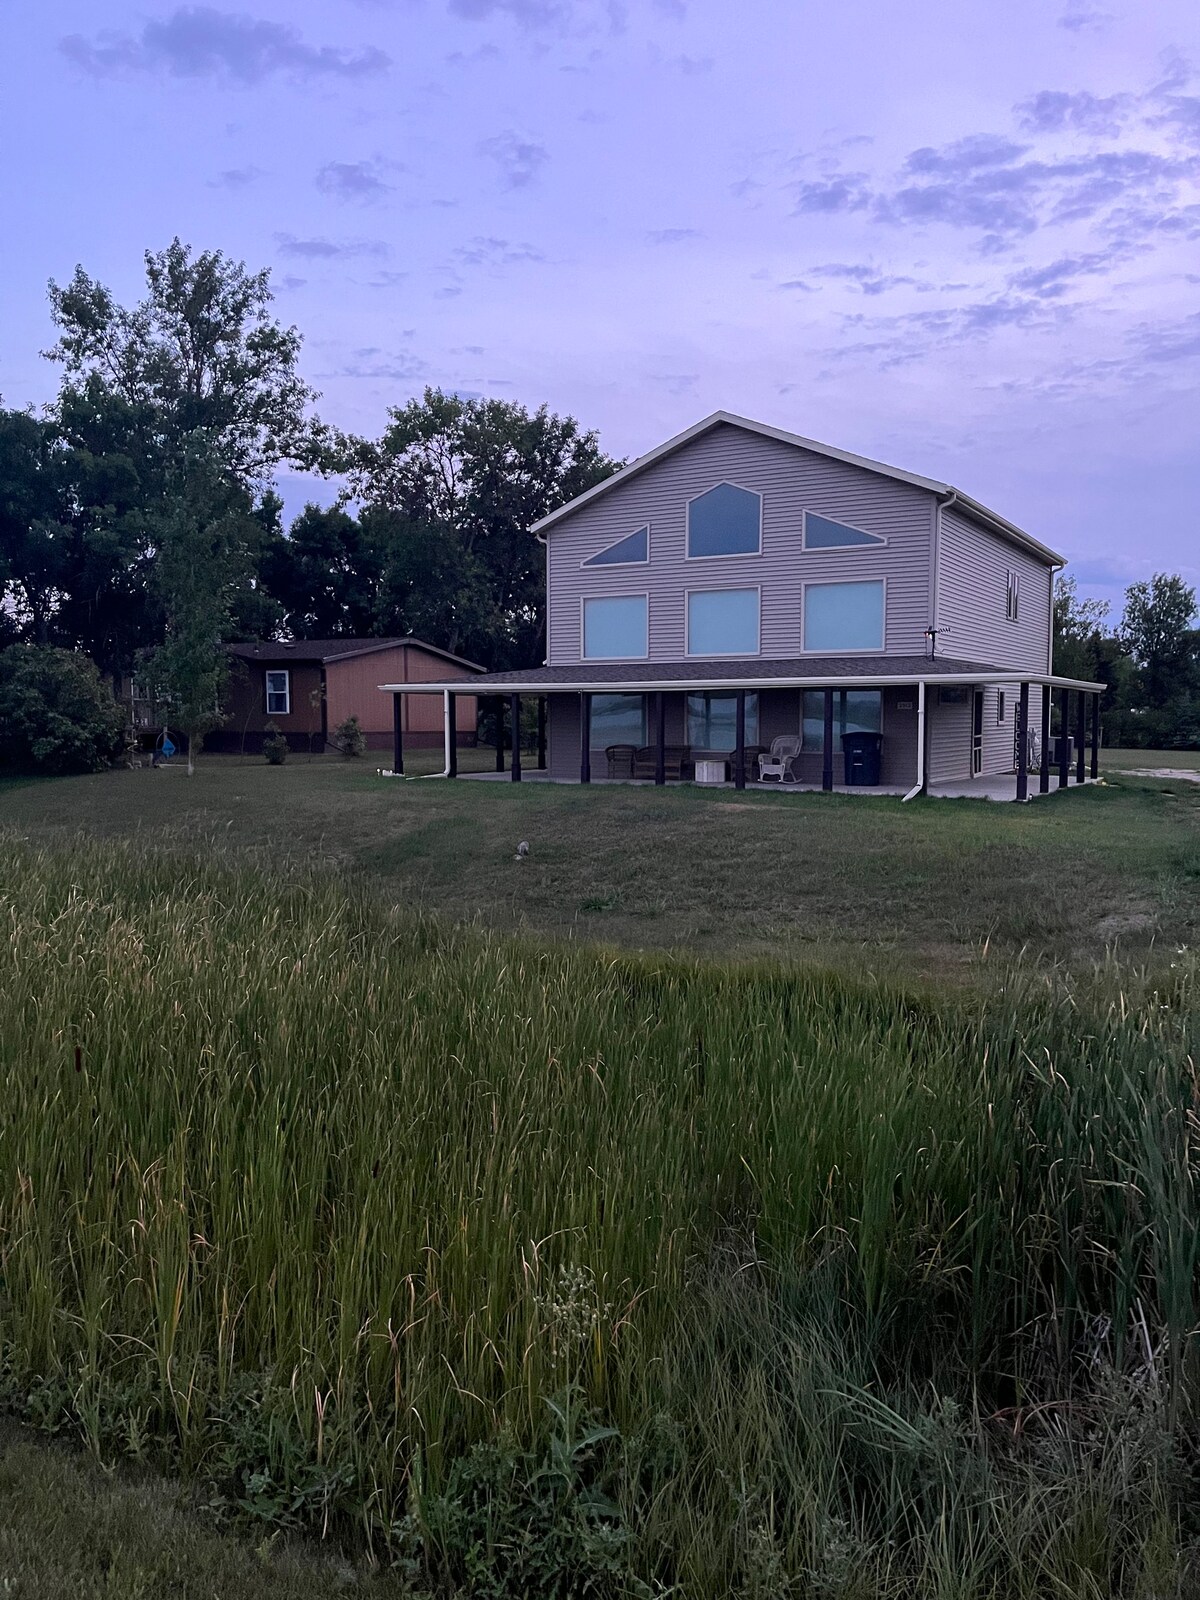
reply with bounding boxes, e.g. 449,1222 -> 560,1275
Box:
381,413 -> 1104,800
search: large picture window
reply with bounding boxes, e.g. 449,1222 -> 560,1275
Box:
801,690 -> 882,753
591,694 -> 646,746
686,483 -> 762,559
686,587 -> 760,656
803,580 -> 884,652
582,594 -> 648,659
686,693 -> 760,752
265,669 -> 291,715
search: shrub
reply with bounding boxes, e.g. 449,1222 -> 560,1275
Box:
0,646 -> 127,775
331,714 -> 366,759
262,722 -> 288,765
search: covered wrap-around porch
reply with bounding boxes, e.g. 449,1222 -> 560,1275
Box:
379,654 -> 1106,803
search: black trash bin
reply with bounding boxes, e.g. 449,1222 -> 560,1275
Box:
842,730 -> 883,786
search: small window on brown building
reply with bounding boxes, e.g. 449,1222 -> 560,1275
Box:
265,669 -> 291,716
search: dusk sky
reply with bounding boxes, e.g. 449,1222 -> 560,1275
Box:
3,0 -> 1198,619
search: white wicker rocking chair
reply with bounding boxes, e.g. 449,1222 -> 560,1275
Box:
758,734 -> 802,782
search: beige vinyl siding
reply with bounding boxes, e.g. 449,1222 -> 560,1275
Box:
936,505 -> 1052,673
548,424 -> 934,666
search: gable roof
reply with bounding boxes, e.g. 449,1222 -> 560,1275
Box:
530,410 -> 1064,565
226,637 -> 485,671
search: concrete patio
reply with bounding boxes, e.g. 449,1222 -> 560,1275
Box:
455,769 -> 1098,802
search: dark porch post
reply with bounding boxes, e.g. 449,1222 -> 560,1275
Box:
447,693 -> 457,778
734,690 -> 746,791
509,693 -> 522,782
1090,693 -> 1100,780
1039,684 -> 1051,794
391,691 -> 405,776
654,692 -> 666,786
1075,692 -> 1086,784
580,693 -> 591,784
495,695 -> 505,772
1058,690 -> 1071,789
537,697 -> 547,770
1016,681 -> 1029,802
822,689 -> 835,792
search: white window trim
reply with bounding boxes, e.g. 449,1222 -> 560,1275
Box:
265,669 -> 291,716
579,592 -> 650,662
684,480 -> 763,562
684,584 -> 762,659
800,577 -> 888,655
579,524 -> 651,569
801,509 -> 888,552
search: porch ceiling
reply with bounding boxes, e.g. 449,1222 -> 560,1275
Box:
380,654 -> 1105,695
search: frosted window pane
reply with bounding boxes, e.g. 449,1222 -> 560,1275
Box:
686,588 -> 760,655
583,595 -> 648,659
803,581 -> 884,651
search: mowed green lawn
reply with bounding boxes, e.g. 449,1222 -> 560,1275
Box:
1,747 -> 1196,979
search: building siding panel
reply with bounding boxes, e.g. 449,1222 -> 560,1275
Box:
547,424 -> 935,666
936,505 -> 1052,674
324,644 -> 479,740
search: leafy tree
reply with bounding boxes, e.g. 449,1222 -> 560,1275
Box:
259,503 -> 380,637
339,388 -> 619,668
1119,573 -> 1198,707
46,238 -> 317,485
0,408 -> 72,647
139,445 -> 264,774
0,646 -> 126,774
1052,576 -> 1110,684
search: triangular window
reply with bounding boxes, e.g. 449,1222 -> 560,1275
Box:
804,512 -> 885,549
581,525 -> 649,566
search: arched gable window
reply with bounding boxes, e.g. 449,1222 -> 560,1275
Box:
686,483 -> 761,559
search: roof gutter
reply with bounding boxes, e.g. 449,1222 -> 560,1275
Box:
379,670 -> 1106,695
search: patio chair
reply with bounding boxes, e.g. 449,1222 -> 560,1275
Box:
605,743 -> 637,779
633,745 -> 692,780
758,734 -> 802,783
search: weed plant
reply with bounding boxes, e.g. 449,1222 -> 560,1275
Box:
0,831 -> 1197,1596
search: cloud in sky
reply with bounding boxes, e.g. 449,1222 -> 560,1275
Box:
7,0 -> 1198,593
453,236 -> 545,266
61,7 -> 390,83
274,233 -> 389,259
209,164 -> 262,188
316,161 -> 394,202
478,130 -> 549,187
779,70 -> 1200,257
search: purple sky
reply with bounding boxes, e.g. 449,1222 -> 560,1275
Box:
3,1 -> 1198,621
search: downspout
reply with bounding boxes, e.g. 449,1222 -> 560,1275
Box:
1047,561 -> 1061,674
536,530 -> 551,664
407,690 -> 453,780
902,680 -> 926,802
930,489 -> 956,653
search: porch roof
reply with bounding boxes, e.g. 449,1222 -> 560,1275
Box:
380,654 -> 1106,695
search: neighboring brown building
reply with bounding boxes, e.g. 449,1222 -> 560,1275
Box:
214,638 -> 483,753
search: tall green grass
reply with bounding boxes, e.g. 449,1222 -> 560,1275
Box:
0,831 -> 1197,1596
